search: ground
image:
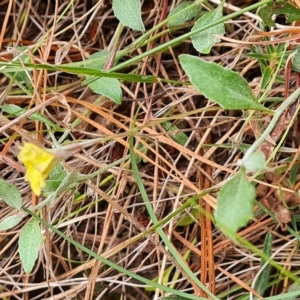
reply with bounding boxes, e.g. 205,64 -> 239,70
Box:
0,1 -> 300,299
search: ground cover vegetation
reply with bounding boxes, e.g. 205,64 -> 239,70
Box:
1,0 -> 300,299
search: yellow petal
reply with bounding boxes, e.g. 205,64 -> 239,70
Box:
18,143 -> 57,196
24,166 -> 46,196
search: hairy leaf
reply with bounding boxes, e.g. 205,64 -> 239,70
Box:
0,179 -> 22,210
258,2 -> 300,27
215,168 -> 255,240
0,215 -> 24,231
88,77 -> 122,104
112,0 -> 145,31
19,219 -> 42,274
168,1 -> 201,27
179,54 -> 266,110
191,3 -> 225,54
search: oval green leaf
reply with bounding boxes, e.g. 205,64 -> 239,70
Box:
214,168 -> 255,240
179,54 -> 266,110
167,1 -> 201,27
162,121 -> 188,146
112,0 -> 145,31
0,215 -> 24,231
0,179 -> 22,210
88,77 -> 122,104
242,151 -> 266,173
19,218 -> 42,274
292,48 -> 300,69
191,3 -> 225,54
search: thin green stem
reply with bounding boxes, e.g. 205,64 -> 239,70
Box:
108,0 -> 272,73
129,120 -> 218,298
242,87 -> 300,163
22,207 -> 209,300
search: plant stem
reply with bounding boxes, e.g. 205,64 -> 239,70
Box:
108,0 -> 273,73
242,87 -> 300,163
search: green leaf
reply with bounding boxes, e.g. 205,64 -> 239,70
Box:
87,77 -> 122,104
177,205 -> 200,226
292,48 -> 300,69
84,51 -> 111,69
0,104 -> 63,131
0,215 -> 24,230
191,3 -> 225,54
43,164 -> 68,194
289,161 -> 299,186
162,121 -> 188,145
12,46 -> 33,94
244,52 -> 276,61
146,242 -> 193,292
179,54 -> 266,110
145,264 -> 174,292
112,0 -> 145,31
254,232 -> 272,296
42,170 -> 87,207
258,2 -> 300,27
18,218 -> 42,274
214,168 -> 255,240
32,169 -> 84,210
41,168 -> 92,209
261,66 -> 273,89
82,51 -> 123,104
0,179 -> 22,210
286,282 -> 300,300
242,151 -> 266,172
167,1 -> 201,27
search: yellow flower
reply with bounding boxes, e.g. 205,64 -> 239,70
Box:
18,140 -> 97,196
18,143 -> 58,196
